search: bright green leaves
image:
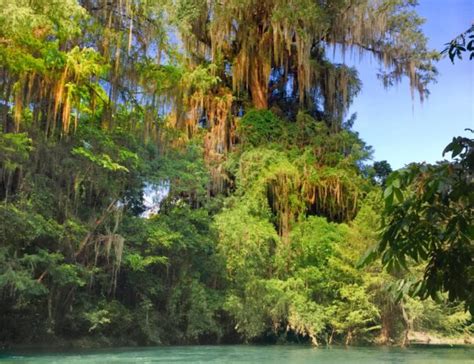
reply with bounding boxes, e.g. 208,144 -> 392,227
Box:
0,205 -> 61,247
215,204 -> 277,284
0,0 -> 467,347
84,308 -> 112,333
213,107 -> 383,343
0,131 -> 32,171
0,0 -> 86,42
66,125 -> 147,217
376,134 -> 474,313
233,110 -> 367,226
271,0 -> 323,30
66,47 -> 107,80
404,296 -> 472,336
120,204 -> 223,344
0,245 -> 85,299
181,63 -> 221,94
83,300 -> 133,335
0,0 -> 108,135
139,63 -> 183,94
289,216 -> 340,270
43,41 -> 66,69
125,253 -> 168,272
237,110 -> 372,169
0,0 -> 88,73
72,146 -> 129,172
147,222 -> 182,249
215,178 -> 381,344
224,278 -> 327,342
383,172 -> 405,208
329,284 -> 380,343
238,110 -> 285,147
48,262 -> 87,288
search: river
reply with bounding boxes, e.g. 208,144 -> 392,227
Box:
1,345 -> 473,363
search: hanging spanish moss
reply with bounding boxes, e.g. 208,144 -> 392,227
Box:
2,0 -> 467,350
177,0 -> 436,115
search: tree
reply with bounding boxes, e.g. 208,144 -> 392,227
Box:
174,0 -> 438,111
1,0 -> 470,348
441,24 -> 474,63
369,134 -> 473,314
372,160 -> 393,186
366,25 -> 474,314
169,0 -> 439,194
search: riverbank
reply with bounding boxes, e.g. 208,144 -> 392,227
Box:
408,331 -> 473,346
2,333 -> 473,352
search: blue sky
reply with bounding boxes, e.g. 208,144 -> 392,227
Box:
341,0 -> 473,170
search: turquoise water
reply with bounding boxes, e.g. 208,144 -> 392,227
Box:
1,345 -> 473,363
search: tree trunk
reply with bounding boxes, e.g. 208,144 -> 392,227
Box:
329,328 -> 335,345
380,314 -> 391,344
249,52 -> 270,109
345,330 -> 353,346
400,302 -> 411,347
379,302 -> 395,345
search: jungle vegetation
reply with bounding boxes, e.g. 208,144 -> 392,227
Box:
0,0 -> 472,347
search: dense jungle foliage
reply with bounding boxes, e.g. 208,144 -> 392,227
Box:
0,0 -> 472,347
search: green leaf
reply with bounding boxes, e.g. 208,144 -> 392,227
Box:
356,244 -> 379,268
394,188 -> 404,203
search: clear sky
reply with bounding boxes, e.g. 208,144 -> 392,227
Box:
341,0 -> 473,170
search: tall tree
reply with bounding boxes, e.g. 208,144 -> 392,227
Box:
174,0 -> 438,112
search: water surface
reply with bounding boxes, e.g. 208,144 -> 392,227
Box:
1,345 -> 473,363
